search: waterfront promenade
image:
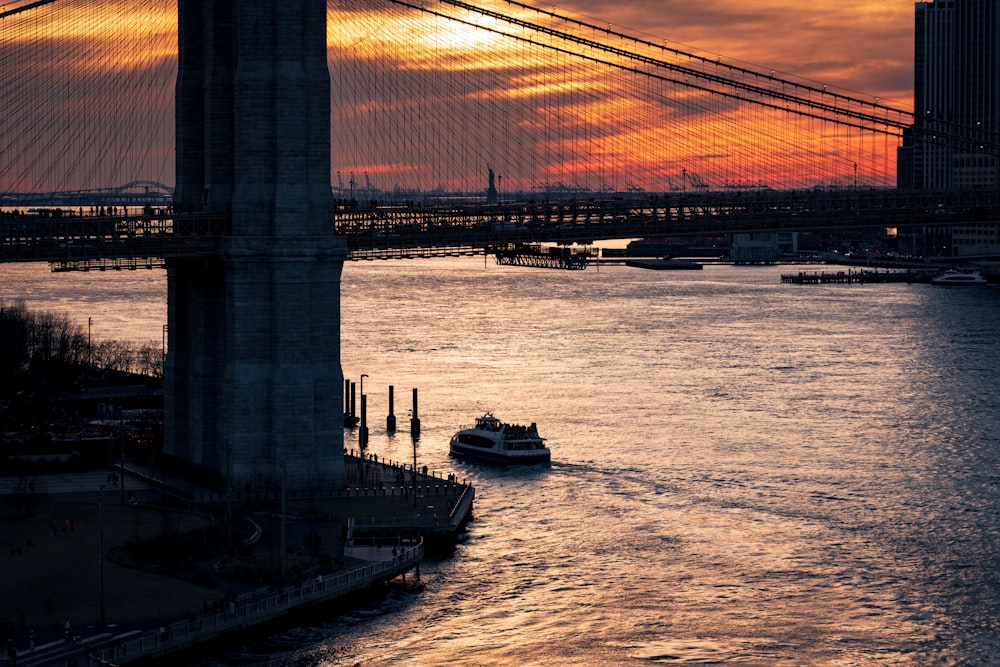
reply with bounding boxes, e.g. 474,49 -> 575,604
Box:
0,454 -> 474,666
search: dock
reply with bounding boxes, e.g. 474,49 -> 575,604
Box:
493,243 -> 590,269
19,546 -> 424,667
780,269 -> 935,285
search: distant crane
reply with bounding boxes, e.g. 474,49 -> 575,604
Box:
688,172 -> 709,190
680,169 -> 709,192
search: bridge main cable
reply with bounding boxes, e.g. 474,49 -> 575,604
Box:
436,0 -> 913,134
389,0 -> 900,137
0,0 -> 60,19
432,0 -> 1000,152
486,0 -> 912,123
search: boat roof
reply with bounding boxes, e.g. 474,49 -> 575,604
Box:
470,413 -> 546,440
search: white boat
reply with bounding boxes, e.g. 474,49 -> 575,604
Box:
450,413 -> 550,464
930,270 -> 988,286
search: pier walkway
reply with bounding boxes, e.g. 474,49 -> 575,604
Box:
780,269 -> 936,285
1,455 -> 474,666
16,543 -> 422,666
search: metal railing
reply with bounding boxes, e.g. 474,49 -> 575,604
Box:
98,542 -> 422,664
15,542 -> 422,667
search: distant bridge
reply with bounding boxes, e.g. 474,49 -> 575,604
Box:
0,182 -> 174,208
2,188 -> 996,268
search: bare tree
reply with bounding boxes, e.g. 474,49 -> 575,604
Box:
2,302 -> 161,380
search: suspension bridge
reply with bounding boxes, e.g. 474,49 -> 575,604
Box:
1,0 -> 997,493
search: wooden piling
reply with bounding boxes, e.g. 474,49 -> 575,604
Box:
410,387 -> 420,438
361,394 -> 368,450
387,385 -> 397,432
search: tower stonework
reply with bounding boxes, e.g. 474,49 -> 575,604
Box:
168,0 -> 346,491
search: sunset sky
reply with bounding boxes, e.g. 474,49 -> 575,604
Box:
549,0 -> 913,103
328,0 -> 916,193
0,0 -> 917,195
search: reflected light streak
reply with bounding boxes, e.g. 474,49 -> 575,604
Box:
329,7 -> 515,68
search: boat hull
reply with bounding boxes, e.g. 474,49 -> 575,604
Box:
449,445 -> 552,465
930,271 -> 988,286
449,442 -> 551,465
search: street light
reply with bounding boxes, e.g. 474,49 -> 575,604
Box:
412,435 -> 419,508
280,461 -> 286,580
98,483 -> 106,624
88,317 -> 93,370
119,408 -> 126,505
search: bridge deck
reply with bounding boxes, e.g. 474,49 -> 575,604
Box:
2,190 -> 997,266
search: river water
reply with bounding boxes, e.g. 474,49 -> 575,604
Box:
3,258 -> 999,665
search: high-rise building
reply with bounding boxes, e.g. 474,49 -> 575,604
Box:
904,0 -> 999,191
910,0 -> 955,190
952,0 -> 999,189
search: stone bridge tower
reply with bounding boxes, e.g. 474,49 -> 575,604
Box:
167,0 -> 347,492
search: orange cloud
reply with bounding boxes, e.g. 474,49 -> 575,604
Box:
329,0 -> 912,194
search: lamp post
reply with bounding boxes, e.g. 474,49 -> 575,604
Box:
411,388 -> 419,507
98,483 -> 106,624
412,436 -> 418,508
279,461 -> 286,581
88,317 -> 92,371
119,408 -> 126,505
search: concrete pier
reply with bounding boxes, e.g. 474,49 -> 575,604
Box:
2,462 -> 474,666
387,385 -> 397,432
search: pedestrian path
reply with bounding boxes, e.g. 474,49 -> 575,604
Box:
2,458 -> 471,665
17,470 -> 147,497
